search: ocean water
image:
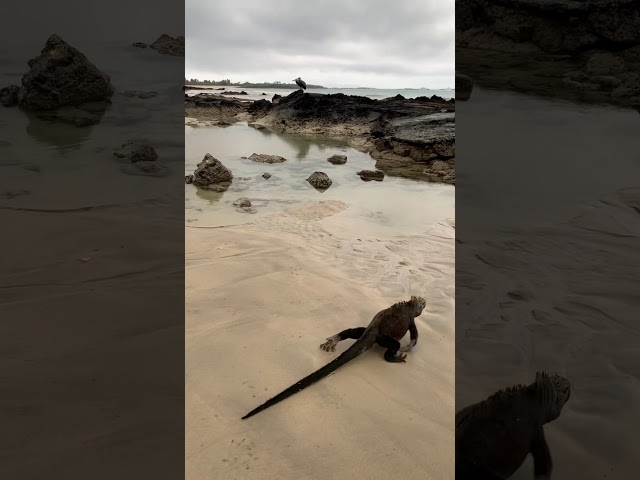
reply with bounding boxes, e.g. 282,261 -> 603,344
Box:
185,121 -> 455,236
185,86 -> 455,102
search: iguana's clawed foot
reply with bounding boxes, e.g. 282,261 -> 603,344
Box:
320,337 -> 338,352
389,352 -> 407,363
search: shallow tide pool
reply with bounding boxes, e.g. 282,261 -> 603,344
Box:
185,122 -> 455,236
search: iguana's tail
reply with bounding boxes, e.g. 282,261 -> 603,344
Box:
241,339 -> 373,420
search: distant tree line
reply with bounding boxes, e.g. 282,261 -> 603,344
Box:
184,78 -> 325,89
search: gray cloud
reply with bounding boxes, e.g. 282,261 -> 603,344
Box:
186,0 -> 454,88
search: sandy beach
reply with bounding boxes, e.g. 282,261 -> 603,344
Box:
186,201 -> 455,479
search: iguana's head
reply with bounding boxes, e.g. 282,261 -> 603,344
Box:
410,296 -> 427,316
534,371 -> 571,423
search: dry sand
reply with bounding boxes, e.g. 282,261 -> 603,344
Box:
186,201 -> 455,480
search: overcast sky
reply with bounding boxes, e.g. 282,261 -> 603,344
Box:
186,0 -> 454,89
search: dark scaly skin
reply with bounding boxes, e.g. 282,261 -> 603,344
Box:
456,372 -> 571,480
241,296 -> 426,420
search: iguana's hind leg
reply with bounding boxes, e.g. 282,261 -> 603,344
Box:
320,327 -> 366,352
376,335 -> 407,363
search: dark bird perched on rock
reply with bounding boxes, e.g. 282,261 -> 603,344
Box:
293,77 -> 307,91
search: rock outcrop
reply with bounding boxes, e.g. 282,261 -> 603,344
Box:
8,34 -> 115,126
185,93 -> 247,122
19,35 -> 114,111
186,88 -> 456,184
369,112 -> 455,184
456,0 -> 640,109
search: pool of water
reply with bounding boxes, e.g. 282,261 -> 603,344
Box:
185,122 -> 455,237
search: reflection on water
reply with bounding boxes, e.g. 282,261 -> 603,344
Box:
186,122 -> 455,236
23,111 -> 96,152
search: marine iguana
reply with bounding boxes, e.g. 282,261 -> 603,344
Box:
456,371 -> 571,480
241,295 -> 427,420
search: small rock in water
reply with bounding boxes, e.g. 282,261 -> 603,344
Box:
356,170 -> 384,181
185,175 -> 194,184
132,42 -> 148,49
233,197 -> 252,208
0,85 -> 20,107
114,143 -> 158,163
327,154 -> 347,165
306,171 -> 333,190
248,153 -> 287,164
122,90 -> 158,99
262,172 -> 272,179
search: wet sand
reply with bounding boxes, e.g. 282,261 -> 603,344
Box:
185,201 -> 455,479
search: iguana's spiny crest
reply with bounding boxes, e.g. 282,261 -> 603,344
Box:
482,371 -> 570,424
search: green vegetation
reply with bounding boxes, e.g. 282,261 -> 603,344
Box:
184,78 -> 325,89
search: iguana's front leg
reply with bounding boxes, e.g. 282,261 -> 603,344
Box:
400,320 -> 419,352
531,426 -> 552,479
